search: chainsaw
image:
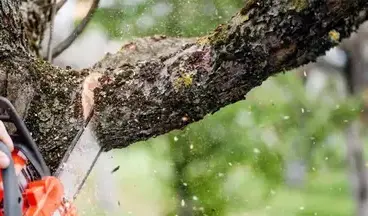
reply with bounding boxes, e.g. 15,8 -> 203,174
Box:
0,97 -> 78,216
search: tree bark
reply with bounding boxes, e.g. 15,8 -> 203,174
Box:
0,0 -> 368,174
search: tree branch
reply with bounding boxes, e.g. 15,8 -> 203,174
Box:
56,0 -> 67,12
91,0 -> 368,151
0,0 -> 367,174
341,32 -> 368,216
46,0 -> 57,62
50,0 -> 100,59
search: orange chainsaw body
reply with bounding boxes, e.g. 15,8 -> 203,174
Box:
0,96 -> 79,216
0,149 -> 78,216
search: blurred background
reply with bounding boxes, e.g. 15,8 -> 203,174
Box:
44,0 -> 368,215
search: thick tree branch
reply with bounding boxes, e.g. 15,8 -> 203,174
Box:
0,0 -> 367,174
91,0 -> 368,151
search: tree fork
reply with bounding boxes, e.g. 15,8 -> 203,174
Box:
0,0 -> 367,173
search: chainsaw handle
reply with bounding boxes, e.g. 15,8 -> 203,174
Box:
0,142 -> 22,216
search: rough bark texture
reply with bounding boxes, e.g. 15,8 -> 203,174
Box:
92,0 -> 368,151
0,0 -> 367,174
20,0 -> 52,55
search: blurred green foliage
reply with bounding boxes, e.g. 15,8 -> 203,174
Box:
74,0 -> 366,215
87,0 -> 243,39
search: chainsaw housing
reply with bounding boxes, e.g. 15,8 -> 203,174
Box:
0,97 -> 77,216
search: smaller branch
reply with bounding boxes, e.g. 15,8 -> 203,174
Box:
46,0 -> 57,62
345,121 -> 368,216
56,0 -> 67,12
50,0 -> 100,59
342,39 -> 368,216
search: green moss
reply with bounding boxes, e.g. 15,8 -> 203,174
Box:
208,0 -> 256,47
173,71 -> 196,91
208,24 -> 229,46
240,0 -> 256,15
33,58 -> 49,74
232,13 -> 251,27
196,36 -> 210,46
288,0 -> 308,12
329,30 -> 340,43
